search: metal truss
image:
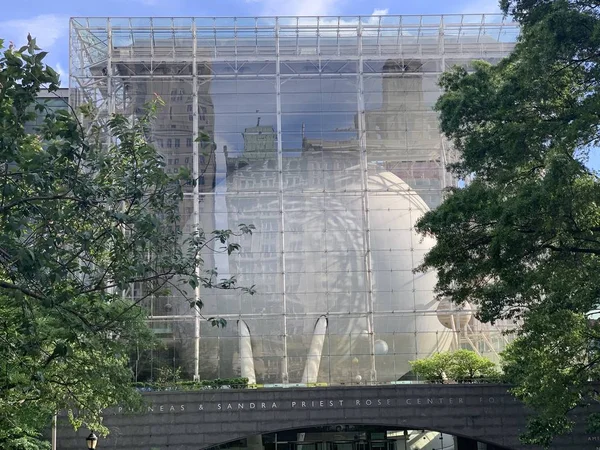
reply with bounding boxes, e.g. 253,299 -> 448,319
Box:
69,14 -> 520,382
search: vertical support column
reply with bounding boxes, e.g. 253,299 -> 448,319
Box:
68,20 -> 73,101
246,435 -> 264,450
149,18 -> 155,60
192,19 -> 202,381
301,316 -> 328,384
317,17 -> 321,70
107,18 -> 114,117
70,21 -> 83,120
275,19 -> 289,385
238,320 -> 257,384
439,16 -> 449,190
356,23 -> 377,383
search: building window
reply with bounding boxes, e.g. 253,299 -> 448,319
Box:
157,138 -> 163,148
172,88 -> 183,102
199,176 -> 205,185
175,138 -> 180,148
186,138 -> 192,147
167,139 -> 172,148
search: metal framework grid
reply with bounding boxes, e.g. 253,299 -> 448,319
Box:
69,15 -> 518,120
69,15 -> 519,385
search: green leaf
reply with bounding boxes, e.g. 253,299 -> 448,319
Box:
208,317 -> 227,328
415,1 -> 600,445
0,36 -> 252,448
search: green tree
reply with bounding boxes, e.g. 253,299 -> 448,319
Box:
501,311 -> 600,446
449,349 -> 498,382
0,36 -> 253,449
410,350 -> 498,383
414,0 -> 600,446
410,352 -> 453,383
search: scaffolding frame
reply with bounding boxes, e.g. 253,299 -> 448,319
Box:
69,15 -> 519,384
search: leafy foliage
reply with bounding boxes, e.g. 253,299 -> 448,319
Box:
0,36 -> 253,449
502,311 -> 600,447
155,366 -> 183,385
132,377 -> 250,391
410,352 -> 453,383
410,350 -> 498,383
450,349 -> 499,382
414,0 -> 600,446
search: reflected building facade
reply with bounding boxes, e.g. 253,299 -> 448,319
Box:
25,88 -> 70,134
70,15 -> 518,385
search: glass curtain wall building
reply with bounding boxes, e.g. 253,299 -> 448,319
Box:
69,15 -> 519,385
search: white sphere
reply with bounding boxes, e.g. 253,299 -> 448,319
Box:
187,168 -> 455,382
436,298 -> 472,330
374,339 -> 389,355
355,375 -> 362,383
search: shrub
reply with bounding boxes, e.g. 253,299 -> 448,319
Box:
410,350 -> 499,383
132,377 -> 249,391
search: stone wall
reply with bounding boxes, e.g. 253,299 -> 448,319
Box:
56,384 -> 599,450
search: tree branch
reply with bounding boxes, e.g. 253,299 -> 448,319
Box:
0,280 -> 44,301
542,244 -> 600,255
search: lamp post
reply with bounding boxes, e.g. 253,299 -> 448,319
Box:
86,432 -> 98,449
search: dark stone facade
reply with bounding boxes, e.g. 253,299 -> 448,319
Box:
56,384 -> 600,450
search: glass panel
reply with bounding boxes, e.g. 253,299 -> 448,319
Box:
71,14 -> 519,385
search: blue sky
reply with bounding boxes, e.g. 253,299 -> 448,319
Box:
2,0 -> 598,170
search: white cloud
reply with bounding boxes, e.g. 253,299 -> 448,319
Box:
0,14 -> 67,50
461,0 -> 502,14
247,4 -> 389,23
371,8 -> 389,16
55,62 -> 67,87
250,0 -> 343,17
316,9 -> 389,35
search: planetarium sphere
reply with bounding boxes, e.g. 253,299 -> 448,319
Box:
179,167 -> 453,384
